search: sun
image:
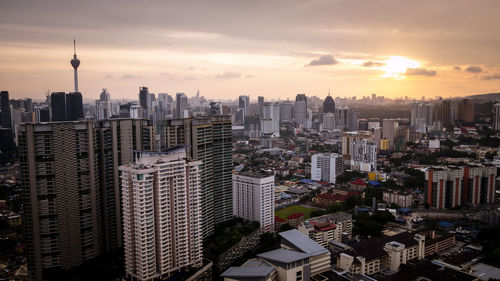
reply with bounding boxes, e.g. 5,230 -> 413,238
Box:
381,56 -> 420,78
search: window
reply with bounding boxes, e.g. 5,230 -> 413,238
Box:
296,270 -> 302,281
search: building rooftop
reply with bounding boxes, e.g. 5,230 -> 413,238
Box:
221,259 -> 276,278
279,229 -> 329,256
257,248 -> 310,264
348,232 -> 419,261
471,263 -> 500,280
380,260 -> 476,281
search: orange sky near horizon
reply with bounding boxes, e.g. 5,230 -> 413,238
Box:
1,0 -> 499,101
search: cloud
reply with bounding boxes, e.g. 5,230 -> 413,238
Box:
105,74 -> 114,78
453,66 -> 461,71
482,74 -> 500,80
122,74 -> 141,79
465,66 -> 482,73
215,71 -> 242,79
362,61 -> 385,67
306,55 -> 338,66
245,74 -> 255,78
405,68 -> 437,77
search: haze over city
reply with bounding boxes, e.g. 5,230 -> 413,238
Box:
1,0 -> 500,100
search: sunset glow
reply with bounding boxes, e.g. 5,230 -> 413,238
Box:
382,56 -> 420,79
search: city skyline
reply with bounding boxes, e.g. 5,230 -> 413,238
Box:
1,0 -> 500,100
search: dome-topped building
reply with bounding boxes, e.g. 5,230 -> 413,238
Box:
323,91 -> 335,113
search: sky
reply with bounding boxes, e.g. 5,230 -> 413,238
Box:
1,0 -> 500,101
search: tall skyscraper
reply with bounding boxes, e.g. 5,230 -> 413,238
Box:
50,92 -> 66,121
157,116 -> 232,239
232,173 -> 275,233
322,113 -> 336,131
458,98 -> 474,123
18,119 -> 155,281
494,103 -> 500,132
120,149 -> 203,281
279,100 -> 293,123
260,102 -> 280,137
323,92 -> 335,113
311,153 -> 343,183
19,122 -> 103,281
382,119 -> 398,147
434,100 -> 452,127
238,95 -> 249,116
348,110 -> 359,131
0,91 -> 11,128
96,88 -> 111,120
70,39 -> 80,92
176,93 -> 188,118
66,92 -> 84,121
139,86 -> 149,116
294,94 -> 307,127
258,96 -> 264,117
350,140 -> 377,172
336,106 -> 349,129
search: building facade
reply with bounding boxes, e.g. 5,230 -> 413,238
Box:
425,165 -> 496,209
18,120 -> 154,281
311,153 -> 343,183
157,116 -> 232,239
298,212 -> 353,246
120,149 -> 203,281
232,173 -> 275,232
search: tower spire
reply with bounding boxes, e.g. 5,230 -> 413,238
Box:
70,38 -> 81,92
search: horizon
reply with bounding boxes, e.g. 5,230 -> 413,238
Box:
1,1 -> 500,100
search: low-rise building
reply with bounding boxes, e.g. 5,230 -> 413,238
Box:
383,190 -> 413,208
298,212 -> 353,246
221,230 -> 331,281
336,232 -> 425,276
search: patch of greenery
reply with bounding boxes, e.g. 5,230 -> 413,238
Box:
204,218 -> 260,261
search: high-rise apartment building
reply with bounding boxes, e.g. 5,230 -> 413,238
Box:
232,173 -> 275,232
494,103 -> 500,132
176,93 -> 188,119
311,153 -> 343,183
434,100 -> 452,127
96,89 -> 111,120
382,119 -> 398,147
341,131 -> 373,161
258,96 -> 264,117
19,122 -> 103,281
18,119 -> 155,281
350,140 -> 377,172
294,94 -> 307,127
336,106 -> 349,129
139,86 -> 149,116
0,91 -> 10,128
348,110 -> 359,131
322,113 -> 336,131
120,149 -> 203,281
157,116 -> 232,238
260,102 -> 280,137
279,101 -> 293,123
66,92 -> 84,121
458,99 -> 474,123
425,165 -> 496,209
